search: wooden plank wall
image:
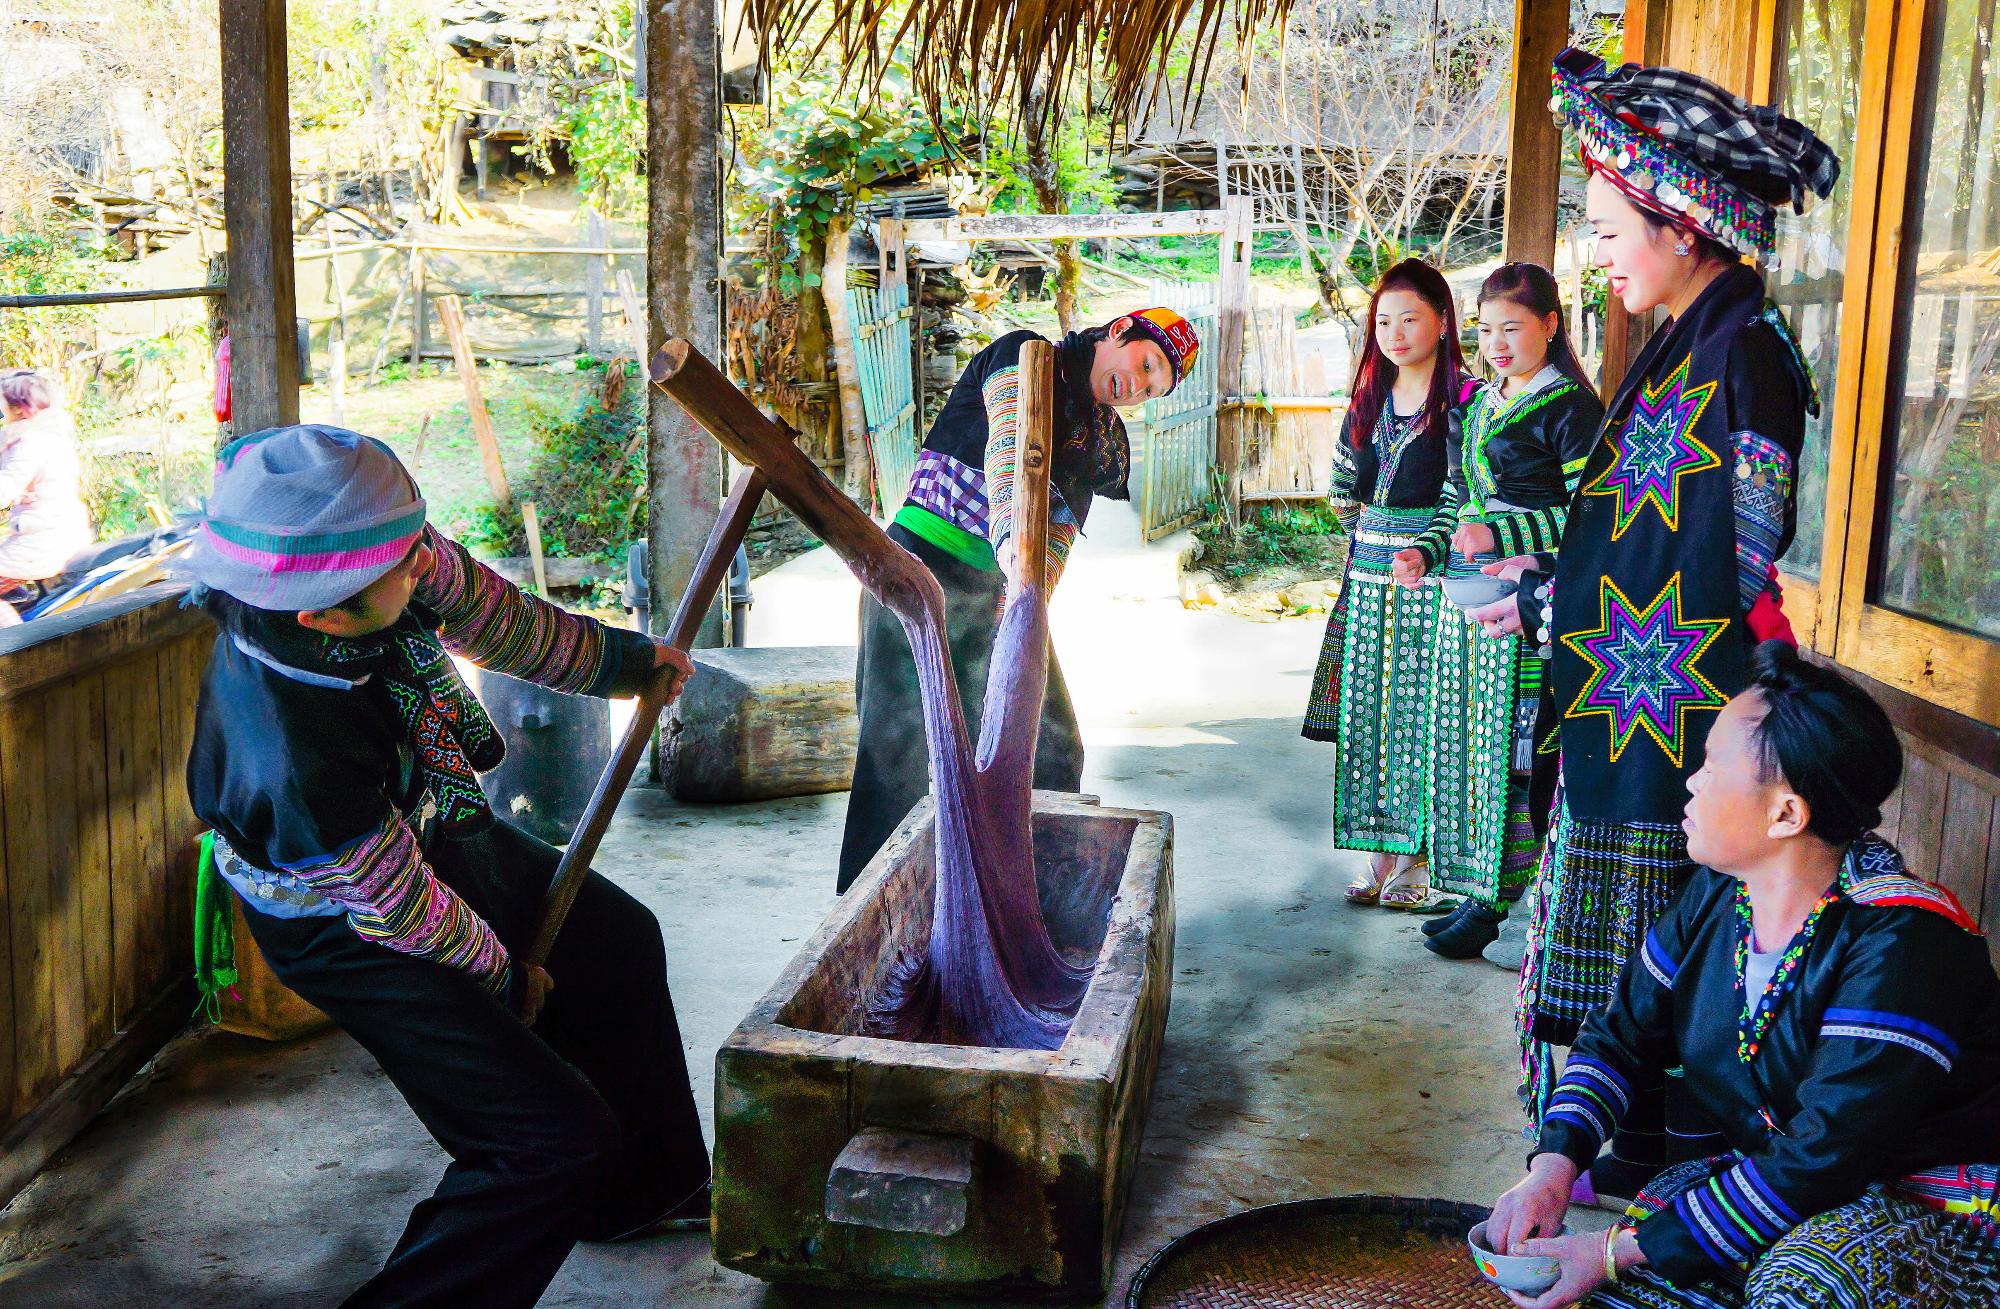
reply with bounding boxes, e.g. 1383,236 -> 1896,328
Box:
1874,731 -> 2000,963
0,591 -> 211,1198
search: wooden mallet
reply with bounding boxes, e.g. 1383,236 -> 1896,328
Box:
519,465 -> 768,993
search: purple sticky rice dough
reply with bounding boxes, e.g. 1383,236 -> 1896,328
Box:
863,579 -> 1092,1049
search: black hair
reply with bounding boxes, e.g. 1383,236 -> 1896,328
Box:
1346,257 -> 1470,450
1476,262 -> 1597,394
1079,317 -> 1153,348
1633,207 -> 1739,270
1744,641 -> 1902,846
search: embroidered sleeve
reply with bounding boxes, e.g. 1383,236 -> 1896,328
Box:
1534,873 -> 1706,1169
1731,432 -> 1794,615
983,364 -> 1080,584
416,527 -> 653,698
1410,479 -> 1462,571
1514,565 -> 1557,651
1327,413 -> 1362,505
283,814 -> 512,997
1488,504 -> 1567,558
1488,392 -> 1601,557
1630,909 -> 1987,1286
1721,322 -> 1807,616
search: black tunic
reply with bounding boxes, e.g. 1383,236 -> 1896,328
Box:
1536,836 -> 2000,1286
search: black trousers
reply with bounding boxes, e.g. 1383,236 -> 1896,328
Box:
240,820 -> 709,1309
837,525 -> 1083,893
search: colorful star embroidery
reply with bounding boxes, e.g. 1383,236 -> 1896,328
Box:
1583,356 -> 1720,539
1562,572 -> 1729,766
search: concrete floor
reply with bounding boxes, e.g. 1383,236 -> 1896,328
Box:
0,504 -> 1529,1307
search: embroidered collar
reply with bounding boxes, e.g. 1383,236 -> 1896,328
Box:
1734,878 -> 1841,1062
1464,368 -> 1581,510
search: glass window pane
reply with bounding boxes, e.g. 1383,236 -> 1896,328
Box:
1877,0 -> 2000,634
1771,0 -> 1868,582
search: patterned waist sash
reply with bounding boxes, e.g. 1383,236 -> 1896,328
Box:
1348,504 -> 1438,576
905,449 -> 990,539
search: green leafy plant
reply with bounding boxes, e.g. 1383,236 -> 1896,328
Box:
732,61 -> 981,295
472,365 -> 647,561
560,10 -> 646,216
1190,499 -> 1351,583
0,227 -> 103,370
984,109 -> 1120,215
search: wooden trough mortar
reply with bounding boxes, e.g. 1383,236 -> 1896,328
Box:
713,791 -> 1175,1300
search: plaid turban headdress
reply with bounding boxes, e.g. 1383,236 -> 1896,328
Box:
1549,47 -> 1841,257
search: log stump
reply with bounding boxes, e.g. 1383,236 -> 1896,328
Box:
663,645 -> 857,802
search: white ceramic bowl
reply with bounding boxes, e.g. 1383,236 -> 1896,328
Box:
1467,1220 -> 1563,1295
1439,574 -> 1519,611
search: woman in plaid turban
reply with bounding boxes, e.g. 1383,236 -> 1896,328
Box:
1466,47 -> 1839,1205
838,308 -> 1198,892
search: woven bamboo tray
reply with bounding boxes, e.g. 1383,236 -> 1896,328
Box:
1126,1194 -> 1496,1309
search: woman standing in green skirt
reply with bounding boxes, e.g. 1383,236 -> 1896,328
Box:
1419,264 -> 1604,959
1303,258 -> 1473,910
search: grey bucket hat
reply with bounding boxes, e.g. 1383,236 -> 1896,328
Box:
187,424 -> 427,611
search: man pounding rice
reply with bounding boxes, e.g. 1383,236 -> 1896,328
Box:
837,308 -> 1200,892
184,425 -> 709,1308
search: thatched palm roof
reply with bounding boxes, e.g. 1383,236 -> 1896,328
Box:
744,0 -> 1297,127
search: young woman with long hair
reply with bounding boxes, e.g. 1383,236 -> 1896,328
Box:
1418,263 -> 1605,960
1302,257 -> 1475,910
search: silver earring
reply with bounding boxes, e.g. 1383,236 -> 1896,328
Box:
1674,241 -> 1692,256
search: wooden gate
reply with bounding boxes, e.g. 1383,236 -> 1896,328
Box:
847,279 -> 919,514
1134,281 -> 1220,540
902,202 -> 1253,524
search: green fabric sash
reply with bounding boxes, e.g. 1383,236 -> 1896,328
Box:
892,505 -> 998,572
193,831 -> 238,1021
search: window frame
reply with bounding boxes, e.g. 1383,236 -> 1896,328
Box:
1771,0 -> 2000,724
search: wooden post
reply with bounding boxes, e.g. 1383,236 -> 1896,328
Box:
520,500 -> 549,595
646,0 -> 728,648
218,0 -> 299,433
1015,340 -> 1054,590
433,294 -> 512,508
369,271 -> 410,386
1502,0 -> 1569,268
324,222 -> 348,425
877,217 -> 905,286
823,213 -> 872,503
409,245 -> 427,369
615,268 -> 650,365
585,207 -> 608,356
1216,197 -> 1253,521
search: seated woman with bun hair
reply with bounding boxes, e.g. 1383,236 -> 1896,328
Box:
1487,642 -> 2000,1308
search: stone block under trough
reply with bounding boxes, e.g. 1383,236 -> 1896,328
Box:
713,792 -> 1175,1300
662,644 -> 857,802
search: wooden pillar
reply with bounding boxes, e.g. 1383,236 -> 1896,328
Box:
1216,197 -> 1253,520
218,0 -> 299,434
1501,0 -> 1571,268
1597,0 -> 1672,402
646,0 -> 727,647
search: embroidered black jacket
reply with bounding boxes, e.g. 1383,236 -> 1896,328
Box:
1517,264 -> 1810,825
1535,837 -> 2000,1286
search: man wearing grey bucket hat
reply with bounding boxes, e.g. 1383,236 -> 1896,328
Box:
185,425 -> 709,1307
